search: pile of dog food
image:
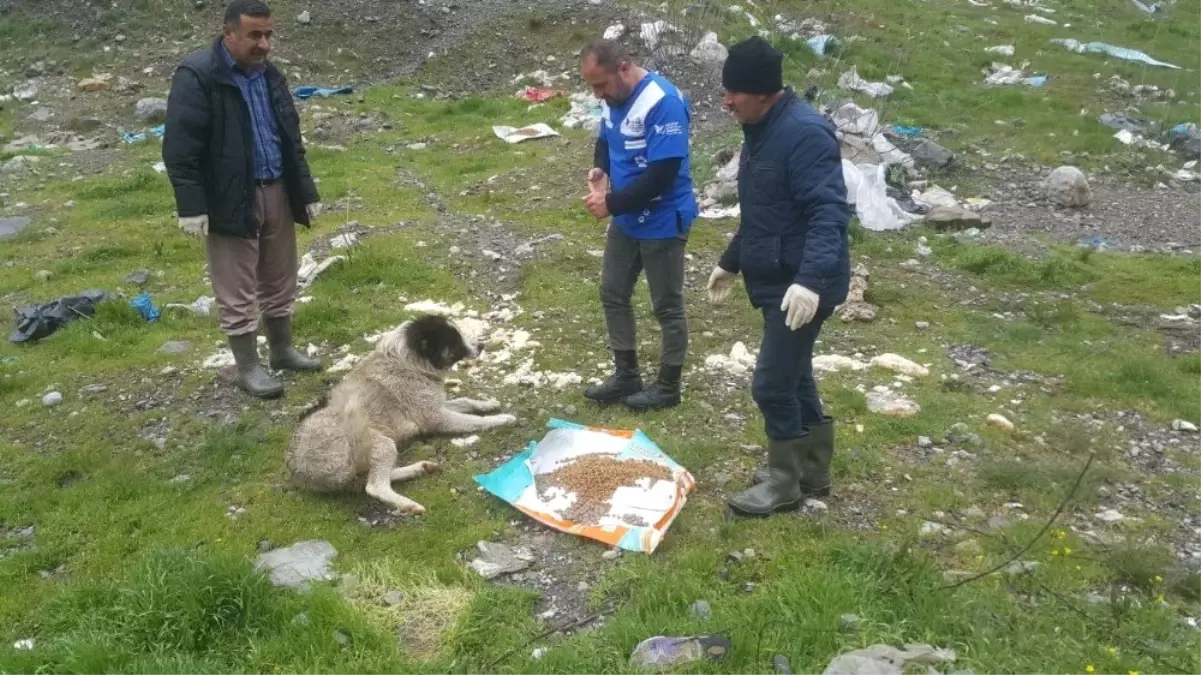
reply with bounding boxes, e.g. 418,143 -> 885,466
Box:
538,455 -> 674,527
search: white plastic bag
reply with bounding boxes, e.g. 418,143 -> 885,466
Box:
842,160 -> 917,231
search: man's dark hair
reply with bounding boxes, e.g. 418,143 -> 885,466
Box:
224,0 -> 271,26
581,38 -> 630,71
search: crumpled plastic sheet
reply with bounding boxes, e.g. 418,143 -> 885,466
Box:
473,419 -> 695,554
492,123 -> 560,144
9,289 -> 108,343
1051,38 -> 1180,69
842,160 -> 919,231
630,635 -> 731,670
293,85 -> 354,100
823,643 -> 957,675
837,67 -> 894,98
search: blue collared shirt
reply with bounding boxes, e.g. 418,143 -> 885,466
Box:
221,44 -> 283,181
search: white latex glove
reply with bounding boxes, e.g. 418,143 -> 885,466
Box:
706,266 -> 736,304
306,202 -> 322,219
781,284 -> 820,330
178,214 -> 208,237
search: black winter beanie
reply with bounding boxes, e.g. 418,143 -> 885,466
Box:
722,36 -> 784,94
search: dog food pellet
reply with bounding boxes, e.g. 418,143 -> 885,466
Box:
537,455 -> 674,527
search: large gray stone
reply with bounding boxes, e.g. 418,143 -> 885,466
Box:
1042,166 -> 1091,208
135,97 -> 168,123
0,217 -> 32,239
254,539 -> 338,591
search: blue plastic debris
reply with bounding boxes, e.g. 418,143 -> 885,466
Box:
130,292 -> 161,322
1078,235 -> 1116,250
294,86 -> 355,100
890,125 -> 924,137
121,124 -> 166,144
1051,39 -> 1179,69
806,34 -> 836,56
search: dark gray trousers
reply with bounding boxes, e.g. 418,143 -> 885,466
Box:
599,225 -> 688,367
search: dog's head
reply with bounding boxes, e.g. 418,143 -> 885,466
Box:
378,313 -> 485,371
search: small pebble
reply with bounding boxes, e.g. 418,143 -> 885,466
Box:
42,391 -> 63,407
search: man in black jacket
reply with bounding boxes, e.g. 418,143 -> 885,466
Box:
163,0 -> 322,399
578,39 -> 699,411
705,37 -> 852,517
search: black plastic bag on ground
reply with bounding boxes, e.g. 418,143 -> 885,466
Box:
9,290 -> 109,344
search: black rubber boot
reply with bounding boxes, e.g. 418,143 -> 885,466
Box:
265,316 -> 322,372
623,364 -> 682,411
728,437 -> 805,517
584,350 -> 643,403
229,333 -> 284,399
751,417 -> 834,496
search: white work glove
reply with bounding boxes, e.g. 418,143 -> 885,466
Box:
178,214 -> 208,237
781,284 -> 820,330
306,202 -> 322,219
706,266 -> 736,304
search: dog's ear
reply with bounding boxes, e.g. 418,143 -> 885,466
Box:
406,314 -> 470,370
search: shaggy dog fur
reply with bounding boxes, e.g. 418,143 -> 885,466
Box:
286,314 -> 516,515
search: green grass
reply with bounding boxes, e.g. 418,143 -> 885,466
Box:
1,0 -> 1200,672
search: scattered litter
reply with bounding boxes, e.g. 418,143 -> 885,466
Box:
985,45 -> 1016,56
910,139 -> 954,169
870,353 -> 929,377
1131,0 -> 1159,13
630,634 -> 730,669
690,31 -> 728,63
1167,123 -> 1200,159
1098,112 -> 1150,134
327,353 -> 361,374
831,103 -> 914,168
120,124 -> 165,144
468,540 -> 534,579
925,204 -> 989,230
837,68 -> 893,98
519,87 -> 561,104
836,263 -> 877,323
9,290 -> 108,344
704,342 -> 757,375
560,92 -> 603,131
404,299 -> 466,316
129,291 -> 161,322
1077,235 -> 1116,250
806,34 -> 837,56
492,123 -> 559,144
986,413 -> 1016,433
254,539 -> 339,591
1025,14 -> 1057,24
889,125 -> 923,137
700,204 -> 740,220
915,186 -> 959,209
842,160 -> 917,231
1051,39 -> 1180,69
639,20 -> 678,51
603,23 -> 626,40
164,295 -> 215,317
297,252 -> 345,289
12,639 -> 34,651
474,419 -> 695,554
823,643 -> 955,675
152,161 -> 166,174
866,389 -> 920,417
984,62 -> 1046,86
202,350 -> 236,370
1171,419 -> 1198,433
293,85 -> 354,99
329,232 -> 359,248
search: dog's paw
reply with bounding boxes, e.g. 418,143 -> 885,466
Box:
396,502 -> 426,516
420,461 -> 440,474
475,397 -> 501,413
491,413 -> 518,426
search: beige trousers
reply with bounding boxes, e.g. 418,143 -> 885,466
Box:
204,182 -> 298,337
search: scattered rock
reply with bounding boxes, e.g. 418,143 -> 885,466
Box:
254,539 -> 339,591
79,384 -> 108,395
332,629 -> 351,647
1001,560 -> 1039,577
985,413 -> 1015,433
823,643 -> 956,675
158,340 -> 192,355
837,263 -> 877,323
77,76 -> 110,92
917,436 -> 933,448
920,521 -> 950,537
804,498 -> 828,512
135,98 -> 168,123
468,541 -> 533,579
1042,166 -> 1091,208
911,139 -> 953,169
630,634 -> 730,670
866,390 -> 920,417
690,599 -> 712,620
774,654 -> 793,674
13,80 -> 39,101
962,506 -> 987,521
870,353 -> 929,377
382,589 -> 404,606
1171,419 -> 1198,433
0,217 -> 32,239
124,268 -> 150,285
34,269 -> 52,282
297,10 -> 312,24
42,391 -> 63,407
955,539 -> 983,557
1095,508 -> 1125,524
925,205 -> 988,231
602,549 -> 622,561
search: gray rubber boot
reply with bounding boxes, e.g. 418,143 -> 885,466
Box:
265,316 -> 322,372
751,417 -> 834,496
728,437 -> 805,517
229,332 -> 284,399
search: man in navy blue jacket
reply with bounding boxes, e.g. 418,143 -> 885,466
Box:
705,36 -> 852,517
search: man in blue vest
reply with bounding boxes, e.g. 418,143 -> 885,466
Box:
705,37 -> 852,517
579,38 -> 698,411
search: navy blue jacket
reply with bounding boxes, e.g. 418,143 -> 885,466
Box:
718,89 -> 851,309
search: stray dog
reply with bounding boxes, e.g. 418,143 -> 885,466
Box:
286,313 -> 516,515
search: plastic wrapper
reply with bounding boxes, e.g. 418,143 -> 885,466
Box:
473,419 -> 695,554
